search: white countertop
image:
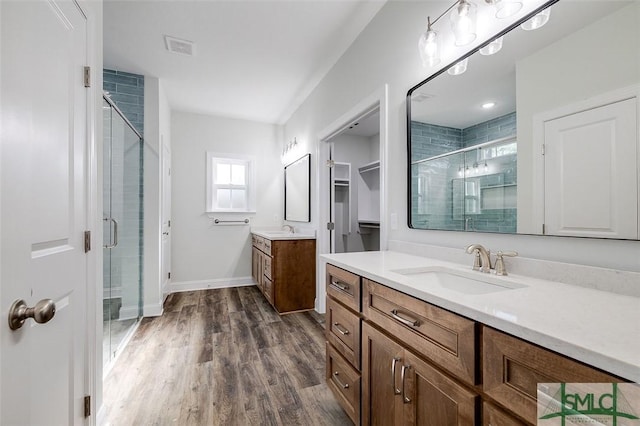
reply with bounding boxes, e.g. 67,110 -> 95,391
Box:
321,250 -> 640,382
251,229 -> 315,240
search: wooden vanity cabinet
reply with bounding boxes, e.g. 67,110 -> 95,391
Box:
362,322 -> 477,426
483,327 -> 624,425
325,264 -> 363,425
325,262 -> 626,426
251,234 -> 315,313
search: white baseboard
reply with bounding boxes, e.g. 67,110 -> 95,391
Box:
143,303 -> 163,317
118,305 -> 139,321
170,276 -> 255,293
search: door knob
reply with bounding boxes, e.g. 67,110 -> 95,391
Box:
8,299 -> 56,330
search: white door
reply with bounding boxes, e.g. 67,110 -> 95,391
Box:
0,0 -> 89,424
161,141 -> 172,295
544,98 -> 638,239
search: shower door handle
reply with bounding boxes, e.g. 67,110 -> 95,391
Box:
103,217 -> 119,249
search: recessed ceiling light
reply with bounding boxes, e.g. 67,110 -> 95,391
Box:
482,102 -> 496,109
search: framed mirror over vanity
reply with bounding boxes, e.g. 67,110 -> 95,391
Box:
407,0 -> 639,240
284,153 -> 311,222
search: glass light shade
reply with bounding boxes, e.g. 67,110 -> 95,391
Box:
450,0 -> 477,46
418,28 -> 441,67
479,36 -> 503,55
489,0 -> 523,19
521,8 -> 551,31
448,58 -> 469,76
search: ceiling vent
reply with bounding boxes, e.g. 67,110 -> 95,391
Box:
164,35 -> 195,56
412,92 -> 434,102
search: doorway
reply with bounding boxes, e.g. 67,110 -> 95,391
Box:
316,85 -> 388,313
102,95 -> 144,372
328,109 -> 381,254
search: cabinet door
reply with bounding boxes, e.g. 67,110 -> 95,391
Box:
362,322 -> 404,426
251,246 -> 259,283
403,351 -> 477,426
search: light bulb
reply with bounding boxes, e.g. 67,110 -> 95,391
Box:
418,18 -> 441,67
450,0 -> 477,46
479,36 -> 503,56
448,58 -> 469,76
521,8 -> 551,31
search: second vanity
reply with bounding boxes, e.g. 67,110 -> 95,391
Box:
251,229 -> 316,314
322,250 -> 640,425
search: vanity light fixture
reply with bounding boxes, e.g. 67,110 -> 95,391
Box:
448,58 -> 469,76
521,7 -> 551,31
479,36 -> 503,55
419,17 -> 441,67
451,0 -> 478,46
485,0 -> 522,19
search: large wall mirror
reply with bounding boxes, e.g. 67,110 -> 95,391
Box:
284,153 -> 311,222
408,0 -> 639,240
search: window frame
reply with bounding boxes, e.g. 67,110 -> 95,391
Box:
205,152 -> 256,213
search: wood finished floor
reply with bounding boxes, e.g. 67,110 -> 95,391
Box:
102,286 -> 352,426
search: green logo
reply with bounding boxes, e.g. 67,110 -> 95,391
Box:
539,383 -> 640,425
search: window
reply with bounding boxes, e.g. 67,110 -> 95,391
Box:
206,152 -> 256,213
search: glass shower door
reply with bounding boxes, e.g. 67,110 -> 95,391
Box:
103,97 -> 143,369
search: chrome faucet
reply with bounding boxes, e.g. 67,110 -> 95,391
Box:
282,224 -> 294,234
465,244 -> 492,273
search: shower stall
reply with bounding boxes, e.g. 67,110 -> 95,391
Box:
102,95 -> 143,370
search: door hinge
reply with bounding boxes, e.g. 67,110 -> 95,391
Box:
541,144 -> 545,155
168,272 -> 171,279
542,223 -> 546,234
168,220 -> 171,227
83,66 -> 91,88
84,395 -> 91,417
326,159 -> 335,168
84,231 -> 91,253
327,222 -> 335,230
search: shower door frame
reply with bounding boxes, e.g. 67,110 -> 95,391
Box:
102,94 -> 144,372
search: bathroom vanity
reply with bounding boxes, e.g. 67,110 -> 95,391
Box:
251,230 -> 316,314
323,251 -> 639,425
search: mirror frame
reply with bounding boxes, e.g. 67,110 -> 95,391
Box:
284,153 -> 311,222
406,0 -> 558,231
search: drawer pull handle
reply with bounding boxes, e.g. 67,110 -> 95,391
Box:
330,280 -> 350,292
391,357 -> 401,395
333,322 -> 350,336
390,309 -> 420,327
401,364 -> 411,403
333,371 -> 349,389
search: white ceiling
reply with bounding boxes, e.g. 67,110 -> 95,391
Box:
104,0 -> 386,124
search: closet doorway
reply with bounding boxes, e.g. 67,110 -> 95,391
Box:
328,109 -> 381,254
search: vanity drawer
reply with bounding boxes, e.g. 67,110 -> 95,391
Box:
363,279 -> 476,385
263,276 -> 274,304
482,402 -> 528,426
326,264 -> 361,312
252,235 -> 265,250
263,256 -> 272,280
326,297 -> 361,370
263,238 -> 272,256
483,327 -> 623,425
326,342 -> 360,425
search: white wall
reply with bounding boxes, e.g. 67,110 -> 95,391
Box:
284,1 -> 640,273
143,76 -> 171,316
171,111 -> 282,290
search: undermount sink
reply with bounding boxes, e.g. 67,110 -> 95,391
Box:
391,267 -> 527,295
